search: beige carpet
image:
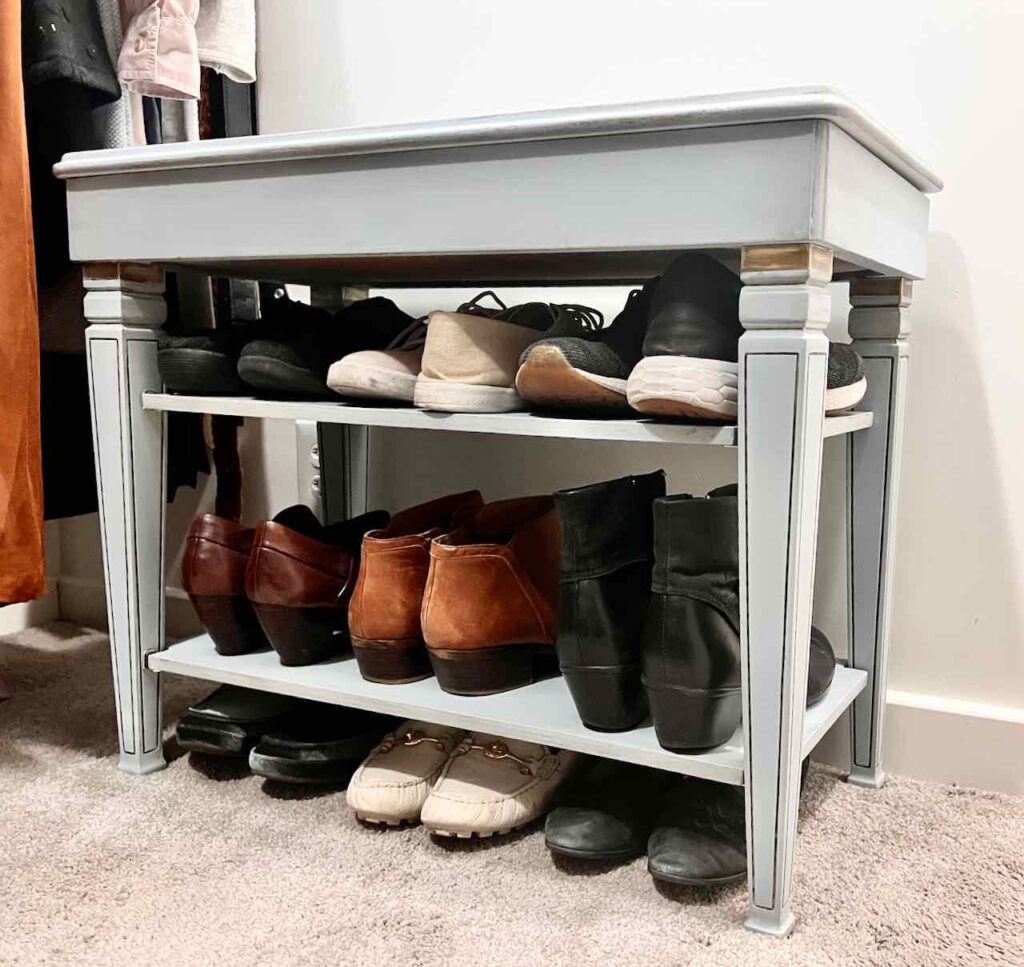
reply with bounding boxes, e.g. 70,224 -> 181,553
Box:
1,623 -> 1022,967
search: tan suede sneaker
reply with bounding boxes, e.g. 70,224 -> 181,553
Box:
413,292 -> 555,413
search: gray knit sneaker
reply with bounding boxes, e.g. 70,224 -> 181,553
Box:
825,342 -> 867,414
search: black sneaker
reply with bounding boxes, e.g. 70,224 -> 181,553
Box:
825,342 -> 867,413
157,328 -> 251,395
515,283 -> 655,413
625,253 -> 743,421
237,294 -> 415,398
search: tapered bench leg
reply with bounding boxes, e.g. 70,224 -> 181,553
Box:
84,263 -> 169,775
846,278 -> 912,789
738,244 -> 831,936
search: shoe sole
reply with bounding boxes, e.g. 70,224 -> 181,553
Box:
648,862 -> 747,887
351,636 -> 434,684
824,375 -> 867,413
628,356 -> 867,419
413,376 -> 523,413
546,841 -> 645,862
158,348 -> 248,396
514,346 -> 629,412
427,824 -> 519,839
355,813 -> 420,827
237,355 -> 329,397
326,361 -> 417,403
627,356 -> 737,421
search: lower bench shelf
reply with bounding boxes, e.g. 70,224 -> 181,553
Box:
150,635 -> 866,785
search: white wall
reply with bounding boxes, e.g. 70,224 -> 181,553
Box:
251,0 -> 1024,792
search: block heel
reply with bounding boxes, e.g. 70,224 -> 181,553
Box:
428,645 -> 538,696
253,603 -> 350,666
645,681 -> 741,752
562,665 -> 647,732
351,637 -> 433,684
189,593 -> 268,656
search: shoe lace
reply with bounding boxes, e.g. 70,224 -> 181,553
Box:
386,316 -> 429,351
451,736 -> 539,776
377,726 -> 449,755
457,290 -> 508,317
551,303 -> 604,333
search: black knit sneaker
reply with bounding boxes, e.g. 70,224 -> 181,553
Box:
825,342 -> 867,413
515,281 -> 656,413
237,294 -> 415,399
626,253 -> 743,421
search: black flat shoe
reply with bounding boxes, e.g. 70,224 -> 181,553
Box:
237,294 -> 414,398
248,704 -> 398,784
175,685 -> 299,757
545,758 -> 671,862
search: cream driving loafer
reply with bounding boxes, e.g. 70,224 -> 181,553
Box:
346,720 -> 465,825
420,733 -> 578,838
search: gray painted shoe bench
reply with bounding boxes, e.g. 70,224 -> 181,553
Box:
57,86 -> 940,937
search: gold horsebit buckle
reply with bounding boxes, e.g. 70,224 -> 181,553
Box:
378,728 -> 449,756
453,737 -> 537,776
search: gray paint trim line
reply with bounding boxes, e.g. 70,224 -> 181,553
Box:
54,86 -> 942,193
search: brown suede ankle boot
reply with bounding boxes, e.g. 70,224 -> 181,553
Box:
421,495 -> 561,695
348,490 -> 484,684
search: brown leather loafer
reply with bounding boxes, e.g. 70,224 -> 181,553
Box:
245,505 -> 389,666
349,490 -> 484,684
421,496 -> 560,695
182,513 -> 268,656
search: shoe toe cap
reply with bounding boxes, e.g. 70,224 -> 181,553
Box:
647,828 -> 746,884
545,806 -> 640,857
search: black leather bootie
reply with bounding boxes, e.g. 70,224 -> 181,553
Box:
554,469 -> 666,731
644,485 -> 838,752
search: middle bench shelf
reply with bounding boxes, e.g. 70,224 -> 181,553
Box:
143,393 -> 873,445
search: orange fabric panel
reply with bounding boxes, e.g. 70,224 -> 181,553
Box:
0,0 -> 45,603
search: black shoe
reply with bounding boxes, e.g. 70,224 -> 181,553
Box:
648,776 -> 747,886
553,470 -> 666,731
516,282 -> 656,413
545,758 -> 672,861
626,254 -> 742,421
157,328 -> 251,395
826,343 -> 867,413
643,484 -> 836,752
648,761 -> 813,887
249,704 -> 398,784
175,685 -> 299,757
237,294 -> 415,398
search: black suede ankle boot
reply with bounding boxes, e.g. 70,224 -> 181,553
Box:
644,485 -> 838,752
554,469 -> 666,731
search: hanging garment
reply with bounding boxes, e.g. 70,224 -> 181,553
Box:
118,0 -> 255,100
196,0 -> 256,84
0,0 -> 44,603
118,0 -> 201,99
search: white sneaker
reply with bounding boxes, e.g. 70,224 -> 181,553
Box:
346,720 -> 464,825
327,318 -> 427,403
420,733 -> 578,838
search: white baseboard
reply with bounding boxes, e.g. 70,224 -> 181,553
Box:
49,575 -> 1023,795
815,689 -> 1024,795
0,578 -> 61,636
56,576 -> 201,640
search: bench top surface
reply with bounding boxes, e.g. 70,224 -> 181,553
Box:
55,85 -> 941,193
